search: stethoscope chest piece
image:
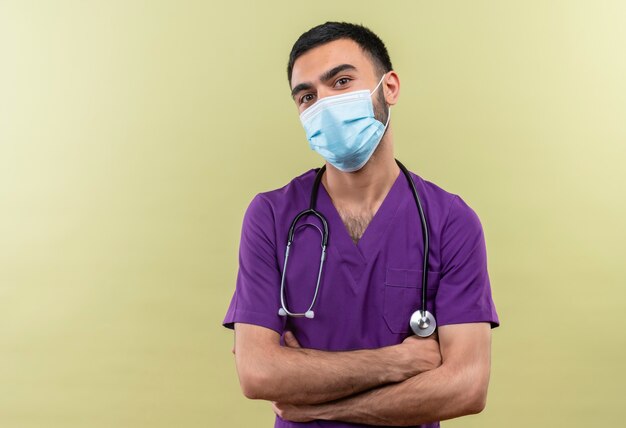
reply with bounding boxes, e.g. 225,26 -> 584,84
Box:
410,310 -> 437,337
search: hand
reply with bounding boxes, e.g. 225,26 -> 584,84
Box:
399,331 -> 442,374
271,401 -> 316,423
282,331 -> 302,348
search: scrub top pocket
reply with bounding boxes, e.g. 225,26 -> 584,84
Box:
383,267 -> 440,334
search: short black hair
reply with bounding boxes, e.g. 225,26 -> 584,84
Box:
287,21 -> 393,84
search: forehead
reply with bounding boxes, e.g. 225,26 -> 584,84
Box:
290,38 -> 376,88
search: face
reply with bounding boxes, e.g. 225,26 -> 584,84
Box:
290,38 -> 395,125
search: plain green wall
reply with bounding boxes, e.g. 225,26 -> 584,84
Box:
1,1 -> 624,427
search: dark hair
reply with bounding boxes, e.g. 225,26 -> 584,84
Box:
287,21 -> 393,84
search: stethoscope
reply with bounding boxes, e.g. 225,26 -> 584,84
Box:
277,159 -> 437,337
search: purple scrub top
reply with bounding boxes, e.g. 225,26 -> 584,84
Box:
223,167 -> 500,428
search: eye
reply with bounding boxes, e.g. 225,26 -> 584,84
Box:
299,93 -> 315,105
334,77 -> 352,87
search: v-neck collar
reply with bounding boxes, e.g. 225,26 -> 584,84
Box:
317,168 -> 408,284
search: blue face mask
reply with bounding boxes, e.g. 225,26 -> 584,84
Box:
299,74 -> 391,172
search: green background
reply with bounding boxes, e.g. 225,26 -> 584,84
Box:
1,1 -> 624,426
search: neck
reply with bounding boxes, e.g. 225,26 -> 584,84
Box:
321,131 -> 400,209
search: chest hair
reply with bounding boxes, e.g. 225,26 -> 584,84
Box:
336,207 -> 375,245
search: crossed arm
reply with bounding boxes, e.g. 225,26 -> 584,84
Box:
233,322 -> 492,426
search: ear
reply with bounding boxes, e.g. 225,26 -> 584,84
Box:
382,70 -> 400,106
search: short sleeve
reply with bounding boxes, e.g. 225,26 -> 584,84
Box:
435,195 -> 500,329
222,193 -> 286,335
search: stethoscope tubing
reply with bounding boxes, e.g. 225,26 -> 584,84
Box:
278,159 -> 436,336
396,159 -> 429,317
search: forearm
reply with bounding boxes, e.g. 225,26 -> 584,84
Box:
307,363 -> 483,426
242,344 -> 416,405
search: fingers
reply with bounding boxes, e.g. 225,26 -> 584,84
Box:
283,331 -> 302,348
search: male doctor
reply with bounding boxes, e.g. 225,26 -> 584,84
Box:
222,22 -> 500,427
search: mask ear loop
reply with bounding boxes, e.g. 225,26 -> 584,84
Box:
370,73 -> 387,96
372,73 -> 392,130
383,105 -> 391,129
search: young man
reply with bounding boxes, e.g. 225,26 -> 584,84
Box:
222,22 -> 500,427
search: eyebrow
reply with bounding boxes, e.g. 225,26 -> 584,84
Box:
291,63 -> 358,99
